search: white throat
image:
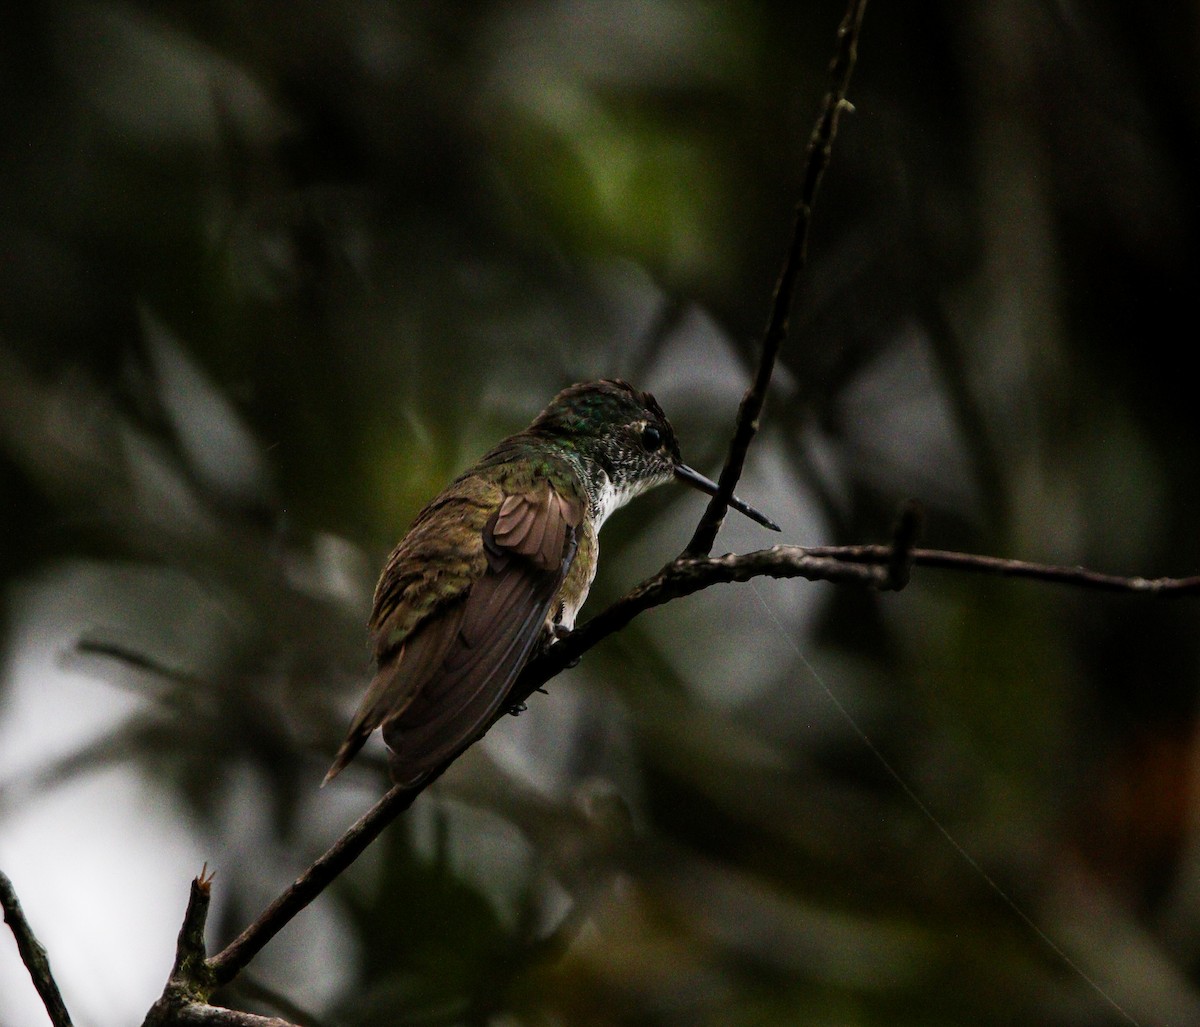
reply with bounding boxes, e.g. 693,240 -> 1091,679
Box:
590,468 -> 658,532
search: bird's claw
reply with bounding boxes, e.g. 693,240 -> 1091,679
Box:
548,626 -> 581,668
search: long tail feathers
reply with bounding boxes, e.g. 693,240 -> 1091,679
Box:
321,730 -> 370,787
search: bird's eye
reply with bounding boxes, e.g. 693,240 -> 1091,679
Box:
641,424 -> 663,451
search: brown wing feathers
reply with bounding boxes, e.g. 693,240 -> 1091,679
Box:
383,487 -> 580,780
491,488 -> 578,570
383,557 -> 565,779
324,482 -> 581,785
321,602 -> 466,785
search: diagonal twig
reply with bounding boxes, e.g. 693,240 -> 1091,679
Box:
189,525 -> 1200,991
205,783 -> 422,985
199,557 -> 889,990
0,869 -> 75,1027
686,0 -> 870,556
169,1007 -> 299,1026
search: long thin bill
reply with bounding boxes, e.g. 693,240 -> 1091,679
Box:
674,464 -> 781,532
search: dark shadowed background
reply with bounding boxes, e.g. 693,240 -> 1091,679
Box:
2,2 -> 1199,1025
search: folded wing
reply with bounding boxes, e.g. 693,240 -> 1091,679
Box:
323,482 -> 581,785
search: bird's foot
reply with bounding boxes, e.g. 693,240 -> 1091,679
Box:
548,624 -> 582,667
534,621 -> 573,659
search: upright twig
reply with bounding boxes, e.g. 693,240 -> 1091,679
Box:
141,869 -> 303,1027
141,868 -> 217,1025
0,869 -> 74,1027
686,0 -> 869,556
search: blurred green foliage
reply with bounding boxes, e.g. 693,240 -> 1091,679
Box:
2,1 -> 1199,1025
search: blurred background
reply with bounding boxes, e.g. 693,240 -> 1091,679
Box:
2,1 -> 1198,1024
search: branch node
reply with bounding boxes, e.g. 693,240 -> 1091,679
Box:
884,500 -> 924,591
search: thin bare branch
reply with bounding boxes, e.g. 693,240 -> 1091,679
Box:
169,1005 -> 299,1027
0,869 -> 74,1027
196,505 -> 1200,990
518,539 -> 1200,701
809,545 -> 1200,596
686,0 -> 870,556
206,782 -> 424,985
196,554 -> 878,988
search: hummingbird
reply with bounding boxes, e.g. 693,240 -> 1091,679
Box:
323,379 -> 778,786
